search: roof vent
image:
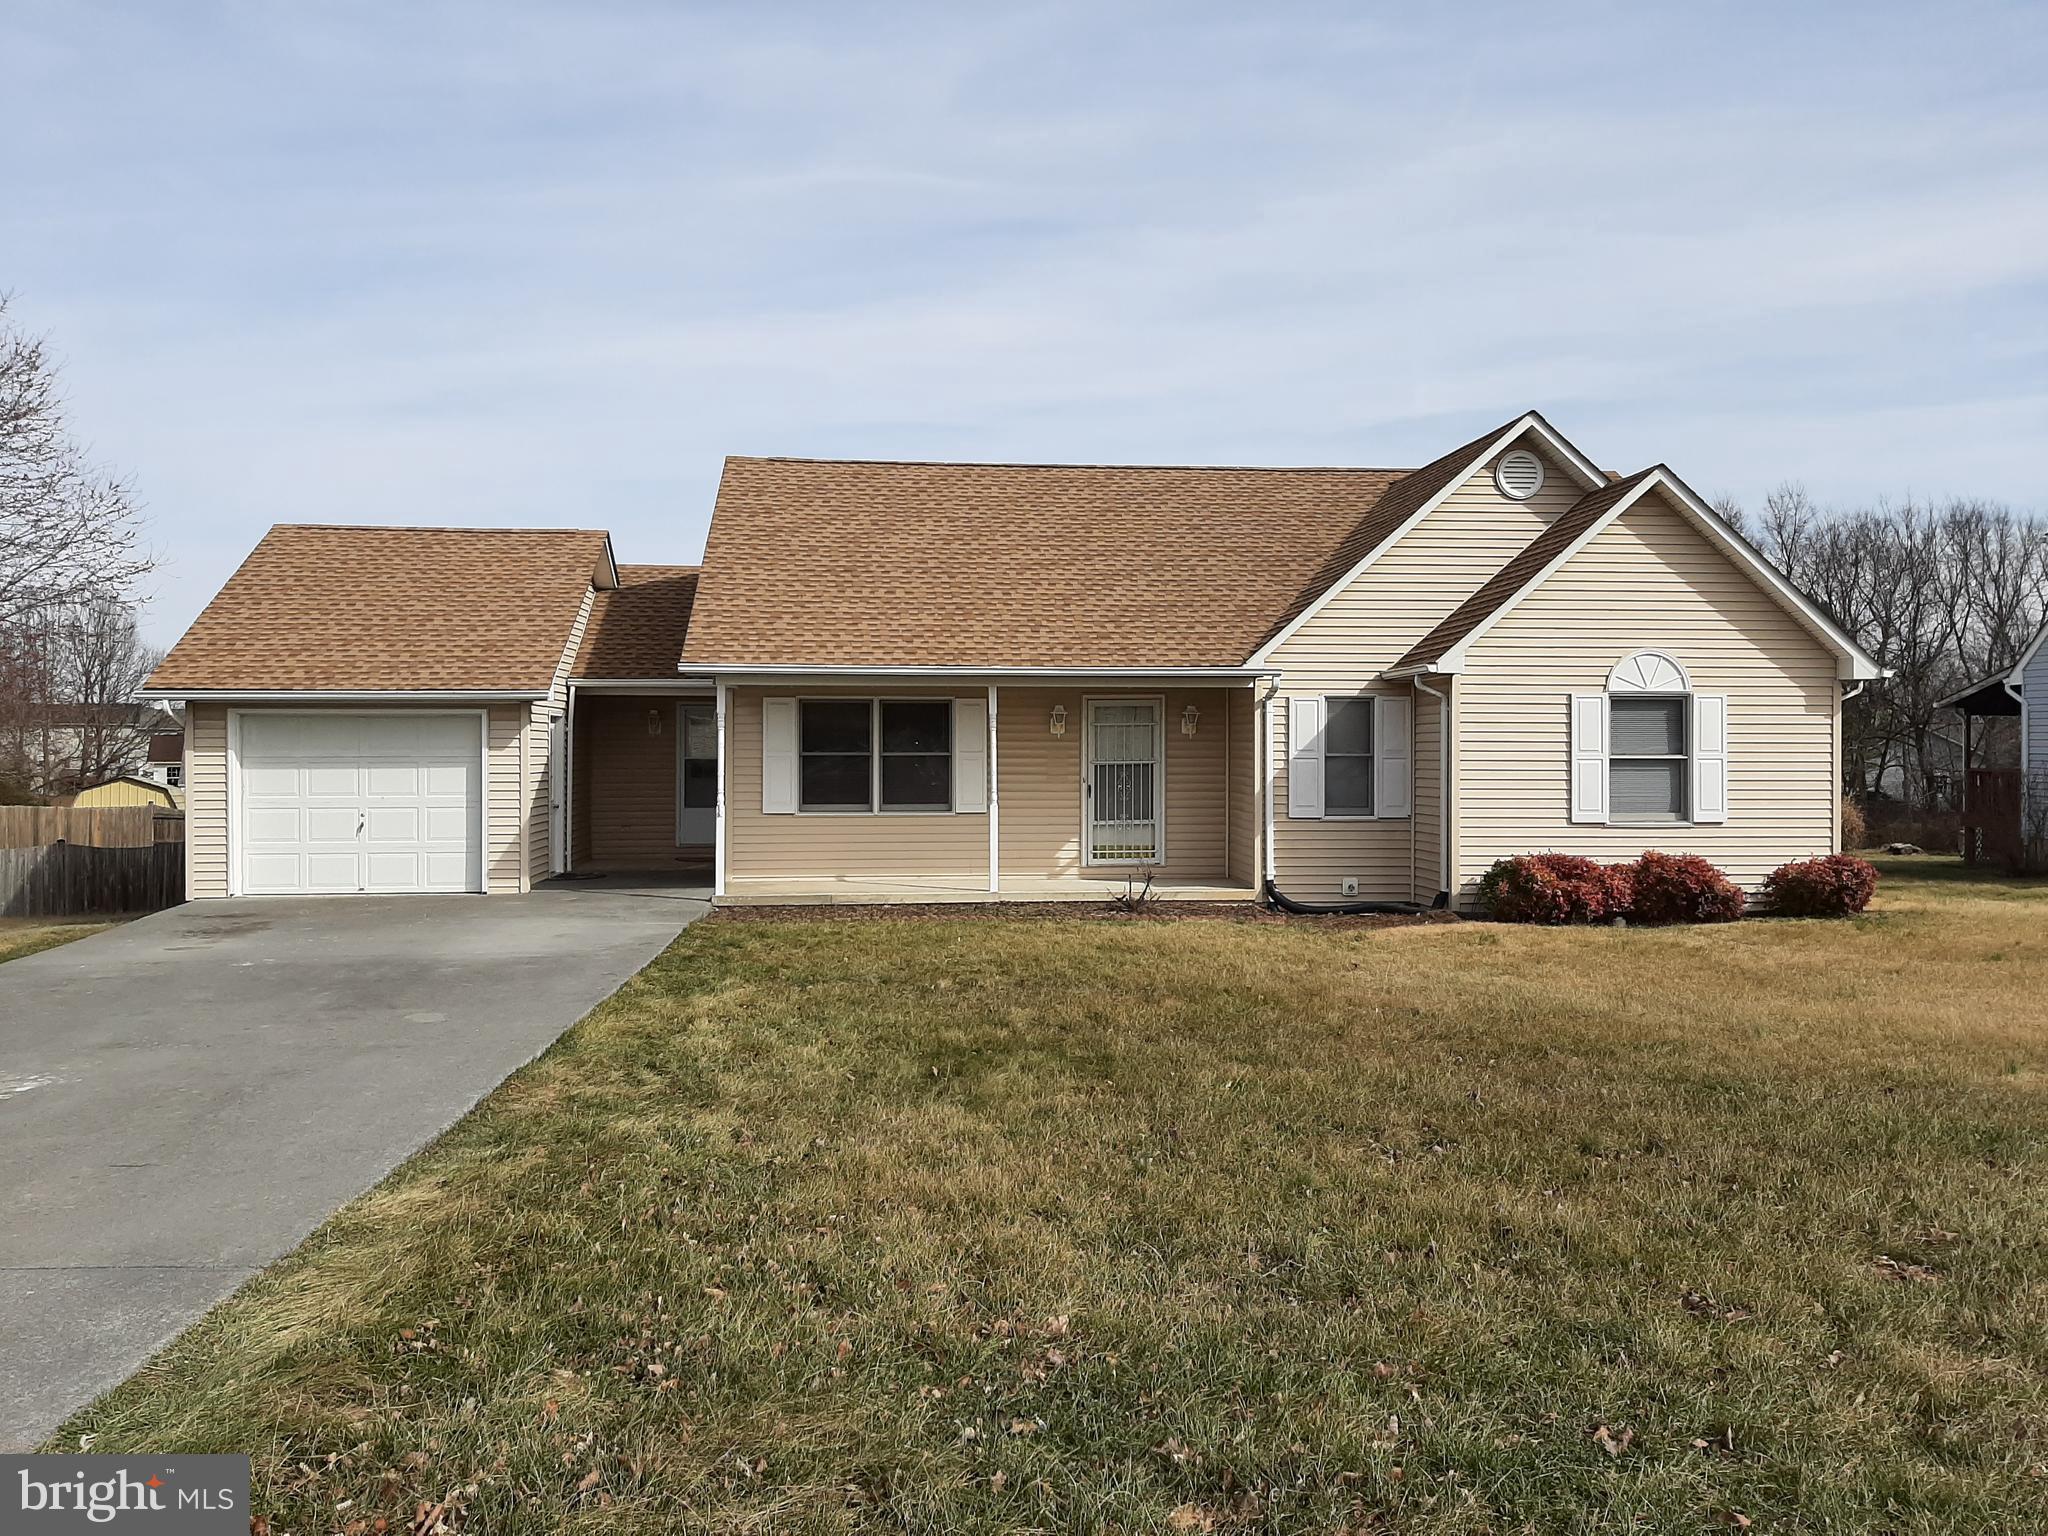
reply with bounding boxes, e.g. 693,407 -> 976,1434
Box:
1495,449 -> 1544,501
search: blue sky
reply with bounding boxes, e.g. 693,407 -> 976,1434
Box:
8,0 -> 2046,645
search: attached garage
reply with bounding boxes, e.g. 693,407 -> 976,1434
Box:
235,712 -> 485,895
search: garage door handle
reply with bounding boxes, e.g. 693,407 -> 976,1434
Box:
356,812 -> 366,838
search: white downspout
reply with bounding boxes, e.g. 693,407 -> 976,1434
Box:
1414,674 -> 1452,904
713,681 -> 728,899
1259,676 -> 1280,886
987,683 -> 999,894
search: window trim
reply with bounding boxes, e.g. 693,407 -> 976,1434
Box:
1607,691 -> 1691,826
795,696 -> 956,816
1321,693 -> 1378,820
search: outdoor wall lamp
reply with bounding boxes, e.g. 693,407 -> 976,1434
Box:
648,708 -> 663,737
1181,703 -> 1200,736
1049,704 -> 1067,737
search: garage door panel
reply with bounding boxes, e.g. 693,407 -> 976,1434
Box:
245,806 -> 303,843
304,853 -> 362,891
365,805 -> 422,842
242,764 -> 302,797
243,853 -> 304,893
304,806 -> 358,841
423,805 -> 470,841
304,763 -> 361,797
364,762 -> 422,796
236,712 -> 483,896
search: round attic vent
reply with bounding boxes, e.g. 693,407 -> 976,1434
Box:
1495,449 -> 1544,500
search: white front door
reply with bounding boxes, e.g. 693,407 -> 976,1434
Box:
676,702 -> 717,846
237,712 -> 483,895
1084,698 -> 1164,864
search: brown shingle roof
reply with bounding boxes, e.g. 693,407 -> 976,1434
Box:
1248,416 -> 1527,651
571,564 -> 699,679
148,525 -> 611,692
1391,469 -> 1661,672
682,457 -> 1429,669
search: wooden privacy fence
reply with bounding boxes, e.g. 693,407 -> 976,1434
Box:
0,807 -> 185,916
0,806 -> 181,848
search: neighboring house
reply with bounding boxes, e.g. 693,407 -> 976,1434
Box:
0,698 -> 178,798
59,774 -> 182,809
136,718 -> 188,792
1939,619 -> 2046,862
144,413 -> 1881,909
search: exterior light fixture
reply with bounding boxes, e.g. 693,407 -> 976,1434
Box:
1049,705 -> 1067,737
1181,703 -> 1200,737
648,708 -> 663,736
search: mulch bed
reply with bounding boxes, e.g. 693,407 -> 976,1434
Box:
711,901 -> 1460,930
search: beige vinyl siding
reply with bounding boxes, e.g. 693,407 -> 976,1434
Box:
578,694 -> 711,869
487,702 -> 527,893
185,704 -> 229,898
996,687 -> 1232,880
1266,440 -> 1591,901
526,591 -> 594,884
725,687 -> 988,884
1226,686 -> 1259,885
1411,682 -> 1444,901
1453,489 -> 1839,900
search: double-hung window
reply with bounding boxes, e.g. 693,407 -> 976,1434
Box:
1609,696 -> 1687,822
1323,697 -> 1375,816
799,699 -> 952,812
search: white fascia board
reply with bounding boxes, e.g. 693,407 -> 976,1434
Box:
568,678 -> 716,692
1432,475 -> 1669,674
688,665 -> 1272,682
595,534 -> 621,588
139,688 -> 546,702
1643,469 -> 1885,680
2005,619 -> 2048,686
1430,469 -> 1886,681
1244,411 -> 1608,667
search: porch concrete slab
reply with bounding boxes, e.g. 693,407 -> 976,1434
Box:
719,876 -> 1259,905
0,877 -> 706,1450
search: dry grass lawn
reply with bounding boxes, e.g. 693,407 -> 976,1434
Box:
0,915 -> 117,964
56,857 -> 2048,1532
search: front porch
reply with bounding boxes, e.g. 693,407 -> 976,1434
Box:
1943,675 -> 2024,865
719,873 -> 1260,906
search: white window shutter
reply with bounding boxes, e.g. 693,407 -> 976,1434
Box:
761,697 -> 798,814
1375,695 -> 1411,819
1287,696 -> 1324,819
953,696 -> 988,812
1691,693 -> 1728,824
1569,693 -> 1608,824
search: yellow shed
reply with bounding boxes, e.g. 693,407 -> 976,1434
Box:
62,775 -> 181,809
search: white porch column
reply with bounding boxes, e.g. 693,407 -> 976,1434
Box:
987,683 -> 999,894
713,680 -> 728,898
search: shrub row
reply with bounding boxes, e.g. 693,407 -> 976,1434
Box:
1478,851 -> 1878,924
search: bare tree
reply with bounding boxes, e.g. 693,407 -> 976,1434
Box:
57,598 -> 165,787
1723,482 -> 2048,808
0,296 -> 152,627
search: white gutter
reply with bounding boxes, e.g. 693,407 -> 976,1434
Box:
568,678 -> 716,693
686,665 -> 1271,682
141,688 -> 545,702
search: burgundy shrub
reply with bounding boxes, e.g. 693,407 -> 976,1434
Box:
1627,851 -> 1745,924
1763,854 -> 1880,917
1476,853 -> 1633,924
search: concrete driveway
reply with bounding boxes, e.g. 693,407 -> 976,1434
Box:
0,878 -> 707,1449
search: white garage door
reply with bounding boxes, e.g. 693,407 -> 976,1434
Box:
237,713 -> 483,895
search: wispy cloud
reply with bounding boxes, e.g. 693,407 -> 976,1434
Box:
6,0 -> 2044,641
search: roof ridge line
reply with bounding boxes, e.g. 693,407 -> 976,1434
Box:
725,455 -> 1417,474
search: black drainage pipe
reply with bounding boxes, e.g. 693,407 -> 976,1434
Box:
1261,878 -> 1426,917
